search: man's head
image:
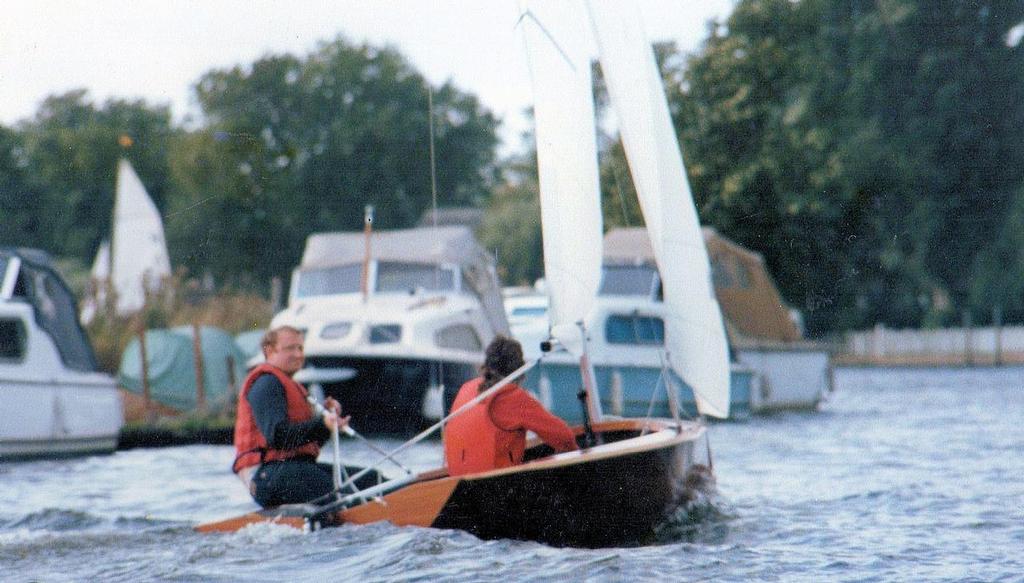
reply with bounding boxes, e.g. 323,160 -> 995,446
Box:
261,325 -> 305,376
480,335 -> 525,390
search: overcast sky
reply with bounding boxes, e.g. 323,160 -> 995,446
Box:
0,1 -> 735,151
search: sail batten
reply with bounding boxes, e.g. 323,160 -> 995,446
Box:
587,1 -> 731,418
521,2 -> 603,357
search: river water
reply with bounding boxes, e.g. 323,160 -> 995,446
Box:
2,366 -> 1022,582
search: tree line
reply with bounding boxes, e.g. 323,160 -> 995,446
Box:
2,1 -> 1022,336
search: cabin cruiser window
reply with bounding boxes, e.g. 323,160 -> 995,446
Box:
435,324 -> 483,351
377,262 -> 455,293
0,256 -> 10,296
605,314 -> 665,346
295,264 -> 362,298
0,318 -> 26,361
711,258 -> 732,288
369,324 -> 402,344
511,306 -> 547,318
734,260 -> 752,289
599,265 -> 660,299
320,321 -> 353,340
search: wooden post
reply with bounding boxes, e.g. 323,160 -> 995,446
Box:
226,355 -> 237,411
270,276 -> 283,315
963,310 -> 973,366
138,320 -> 154,423
361,205 -> 374,303
192,322 -> 206,413
994,305 -> 1003,367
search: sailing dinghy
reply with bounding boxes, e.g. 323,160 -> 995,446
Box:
197,1 -> 723,547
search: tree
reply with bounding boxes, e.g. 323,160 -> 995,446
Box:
0,125 -> 42,248
169,37 -> 500,288
15,91 -> 176,263
674,0 -> 1024,333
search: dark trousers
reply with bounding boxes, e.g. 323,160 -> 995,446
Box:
252,458 -> 384,508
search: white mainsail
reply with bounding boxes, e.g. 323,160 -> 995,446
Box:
82,158 -> 171,322
112,158 -> 171,314
587,1 -> 731,418
520,1 -> 603,358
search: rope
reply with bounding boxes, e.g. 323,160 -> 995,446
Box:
310,359 -> 540,513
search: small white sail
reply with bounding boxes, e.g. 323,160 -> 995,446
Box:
587,1 -> 731,417
520,1 -> 603,357
110,158 -> 172,315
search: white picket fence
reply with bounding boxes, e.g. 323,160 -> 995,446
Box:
843,323 -> 1024,363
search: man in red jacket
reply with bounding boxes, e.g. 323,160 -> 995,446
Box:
233,326 -> 379,507
444,335 -> 579,476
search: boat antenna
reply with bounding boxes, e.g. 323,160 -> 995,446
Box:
426,81 -> 447,432
361,205 -> 374,303
427,82 -> 442,289
427,84 -> 439,234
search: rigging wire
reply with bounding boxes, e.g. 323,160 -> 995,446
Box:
426,82 -> 447,435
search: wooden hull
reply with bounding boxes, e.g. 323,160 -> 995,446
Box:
198,419 -> 712,547
338,419 -> 708,547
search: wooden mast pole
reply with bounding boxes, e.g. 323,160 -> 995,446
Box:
361,205 -> 374,303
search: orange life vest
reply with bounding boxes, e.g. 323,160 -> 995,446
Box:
444,377 -> 525,476
232,364 -> 321,473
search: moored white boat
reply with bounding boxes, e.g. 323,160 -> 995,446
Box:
1,248 -> 122,460
271,225 -> 509,433
604,227 -> 833,414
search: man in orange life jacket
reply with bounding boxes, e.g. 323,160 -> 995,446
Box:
444,336 -> 579,476
233,325 -> 380,507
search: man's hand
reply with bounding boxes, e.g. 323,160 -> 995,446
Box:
322,411 -> 351,432
324,397 -> 341,415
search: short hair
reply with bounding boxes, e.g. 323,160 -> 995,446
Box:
479,335 -> 525,391
261,325 -> 303,353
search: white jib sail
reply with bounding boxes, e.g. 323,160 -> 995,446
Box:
587,1 -> 731,417
520,1 -> 603,357
111,158 -> 172,315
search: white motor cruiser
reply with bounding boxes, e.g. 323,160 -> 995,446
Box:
271,225 -> 509,433
1,248 -> 122,460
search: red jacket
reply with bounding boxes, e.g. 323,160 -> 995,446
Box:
444,377 -> 578,476
232,364 -> 320,473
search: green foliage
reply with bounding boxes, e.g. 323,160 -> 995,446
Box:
479,179 -> 543,286
169,38 -> 500,288
10,91 -> 176,262
0,126 -> 41,247
674,0 -> 1024,333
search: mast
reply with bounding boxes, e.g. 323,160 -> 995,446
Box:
578,323 -> 603,424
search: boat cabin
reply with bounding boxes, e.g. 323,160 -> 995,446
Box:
0,248 -> 121,460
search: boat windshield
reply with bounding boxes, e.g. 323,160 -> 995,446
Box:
295,264 -> 363,298
599,265 -> 661,298
295,262 -> 456,298
0,255 -> 8,294
377,262 -> 455,293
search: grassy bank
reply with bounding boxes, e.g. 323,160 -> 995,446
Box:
118,414 -> 235,450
